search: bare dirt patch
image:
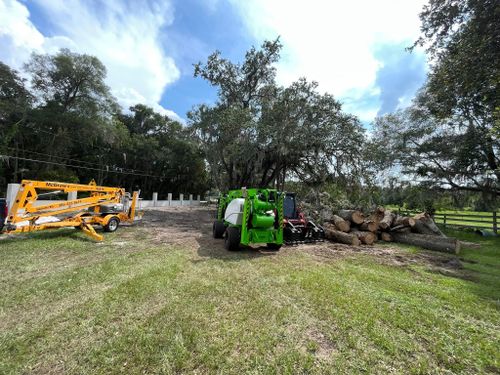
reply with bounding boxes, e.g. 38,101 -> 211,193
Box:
139,206 -> 469,278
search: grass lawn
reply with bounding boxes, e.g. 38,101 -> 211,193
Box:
0,218 -> 499,374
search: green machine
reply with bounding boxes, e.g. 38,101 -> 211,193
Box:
213,187 -> 284,251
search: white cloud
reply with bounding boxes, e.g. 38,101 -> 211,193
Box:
231,0 -> 428,122
0,0 -> 181,119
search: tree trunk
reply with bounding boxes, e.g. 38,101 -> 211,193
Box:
338,209 -> 365,225
379,210 -> 395,230
459,241 -> 481,249
370,206 -> 386,225
331,215 -> 350,232
413,213 -> 445,237
391,226 -> 412,234
412,219 -> 437,235
324,225 -> 361,246
360,220 -> 378,232
380,232 -> 392,242
394,216 -> 416,227
392,233 -> 461,254
350,229 -> 376,245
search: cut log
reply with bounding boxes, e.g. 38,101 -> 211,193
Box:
380,232 -> 392,242
392,233 -> 461,254
393,216 -> 416,227
360,219 -> 378,232
389,224 -> 407,232
337,209 -> 365,225
412,219 -> 437,235
459,241 -> 481,249
324,226 -> 361,246
413,213 -> 445,237
379,210 -> 395,230
370,206 -> 386,223
351,229 -> 376,245
392,226 -> 412,234
331,215 -> 351,232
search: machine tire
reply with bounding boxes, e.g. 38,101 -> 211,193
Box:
224,227 -> 241,251
266,243 -> 282,251
213,220 -> 225,239
104,216 -> 120,232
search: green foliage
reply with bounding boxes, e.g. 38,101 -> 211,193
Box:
381,0 -> 500,200
0,50 -> 209,196
31,168 -> 80,184
190,40 -> 366,190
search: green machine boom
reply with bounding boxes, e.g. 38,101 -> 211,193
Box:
213,188 -> 284,251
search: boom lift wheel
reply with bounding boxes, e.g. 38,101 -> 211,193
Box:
104,217 -> 120,232
213,220 -> 226,238
224,227 -> 241,251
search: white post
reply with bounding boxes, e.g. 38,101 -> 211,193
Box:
152,192 -> 158,207
68,191 -> 77,201
168,193 -> 172,206
197,194 -> 201,202
189,194 -> 193,205
180,194 -> 184,206
6,183 -> 21,211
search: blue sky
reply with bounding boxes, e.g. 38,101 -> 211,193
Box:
0,0 -> 428,124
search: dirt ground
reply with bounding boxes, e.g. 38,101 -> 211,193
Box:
138,206 -> 467,276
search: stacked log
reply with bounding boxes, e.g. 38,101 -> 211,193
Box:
360,220 -> 378,232
323,223 -> 361,246
331,215 -> 350,232
323,209 -> 381,246
379,211 -> 395,230
393,216 -> 416,228
321,207 -> 462,254
338,210 -> 365,225
413,213 -> 445,236
380,232 -> 392,242
350,229 -> 377,245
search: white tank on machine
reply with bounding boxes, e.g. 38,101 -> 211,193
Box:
224,198 -> 245,225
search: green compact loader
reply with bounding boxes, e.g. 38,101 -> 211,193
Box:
213,188 -> 284,251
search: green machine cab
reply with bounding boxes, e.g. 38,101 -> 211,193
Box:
213,188 -> 284,251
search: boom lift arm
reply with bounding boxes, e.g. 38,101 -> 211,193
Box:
4,180 -> 139,241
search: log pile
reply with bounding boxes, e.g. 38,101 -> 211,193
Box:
322,207 -> 461,254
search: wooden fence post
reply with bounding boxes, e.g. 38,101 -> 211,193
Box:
443,214 -> 447,229
493,211 -> 498,234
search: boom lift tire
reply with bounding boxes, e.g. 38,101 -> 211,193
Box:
213,220 -> 226,239
225,227 -> 241,251
104,217 -> 120,232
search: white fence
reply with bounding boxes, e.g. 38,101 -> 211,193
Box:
138,193 -> 201,209
5,183 -> 201,211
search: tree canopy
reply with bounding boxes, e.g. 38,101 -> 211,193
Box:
190,39 -> 366,191
373,0 -> 499,209
0,50 -> 208,196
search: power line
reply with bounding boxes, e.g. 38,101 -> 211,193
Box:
20,123 -> 164,164
0,154 -> 166,179
5,147 -> 143,174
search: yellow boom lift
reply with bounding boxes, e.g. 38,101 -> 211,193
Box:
3,180 -> 140,241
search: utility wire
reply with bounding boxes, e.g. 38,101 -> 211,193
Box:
5,147 -> 143,174
0,154 -> 166,179
20,123 -> 166,164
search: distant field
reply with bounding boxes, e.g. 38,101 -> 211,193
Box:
0,207 -> 499,374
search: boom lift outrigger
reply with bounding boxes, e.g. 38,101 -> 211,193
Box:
3,180 -> 139,241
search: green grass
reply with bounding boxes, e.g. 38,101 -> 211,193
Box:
0,227 -> 499,374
